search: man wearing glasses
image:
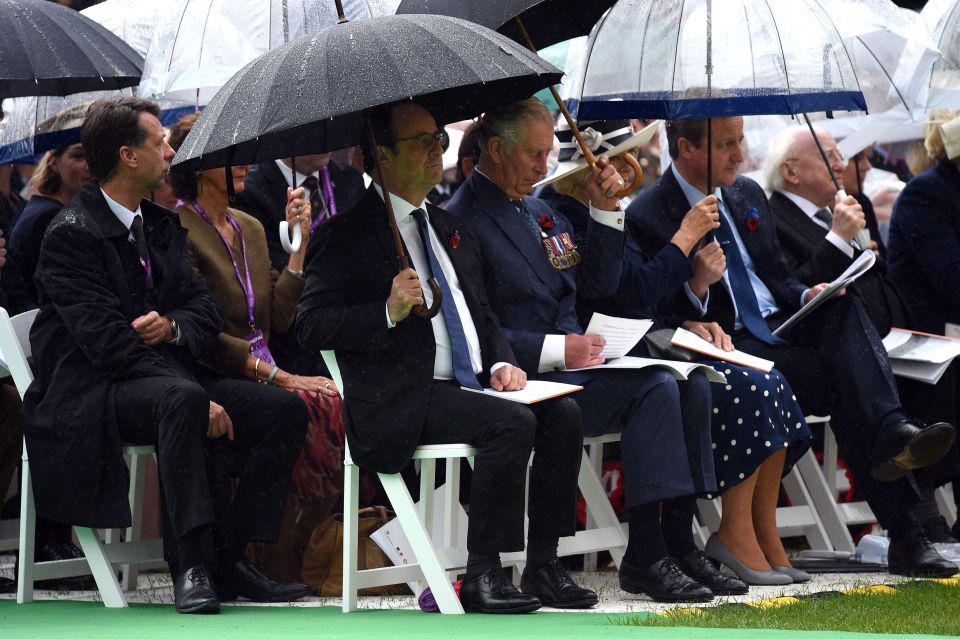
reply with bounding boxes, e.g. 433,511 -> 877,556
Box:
296,101 -> 597,613
628,115 -> 958,579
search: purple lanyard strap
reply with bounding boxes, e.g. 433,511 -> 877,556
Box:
309,165 -> 338,233
191,201 -> 258,329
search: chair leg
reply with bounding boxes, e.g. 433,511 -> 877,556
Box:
787,450 -> 854,553
577,449 -> 626,567
381,472 -> 463,614
74,527 -> 126,608
17,447 -> 36,604
341,462 -> 360,613
582,442 -> 603,571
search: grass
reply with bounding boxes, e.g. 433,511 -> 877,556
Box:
624,580 -> 960,636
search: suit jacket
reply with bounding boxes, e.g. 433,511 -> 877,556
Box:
295,187 -> 516,473
627,169 -> 806,333
887,160 -> 960,334
769,191 -> 908,336
22,183 -> 222,529
5,195 -> 63,314
233,160 -> 366,272
444,171 -> 626,377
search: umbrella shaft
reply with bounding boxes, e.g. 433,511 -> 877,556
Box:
802,114 -> 841,192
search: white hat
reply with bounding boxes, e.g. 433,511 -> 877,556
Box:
536,119 -> 658,188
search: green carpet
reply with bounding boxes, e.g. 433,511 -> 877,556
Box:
0,600 -> 951,639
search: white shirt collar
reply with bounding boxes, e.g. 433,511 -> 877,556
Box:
100,187 -> 141,231
371,183 -> 427,222
274,159 -> 320,190
780,190 -> 822,219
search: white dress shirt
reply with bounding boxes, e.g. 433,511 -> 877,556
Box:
374,184 -> 505,380
100,188 -> 141,241
780,191 -> 855,258
274,159 -> 320,191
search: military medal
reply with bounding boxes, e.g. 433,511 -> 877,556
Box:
541,231 -> 581,269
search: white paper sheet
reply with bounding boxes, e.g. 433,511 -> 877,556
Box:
670,327 -> 775,372
459,380 -> 583,404
583,313 -> 653,359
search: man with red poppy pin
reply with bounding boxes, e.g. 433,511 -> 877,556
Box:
297,100 -> 596,613
628,115 -> 959,578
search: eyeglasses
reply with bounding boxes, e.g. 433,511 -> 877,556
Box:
394,130 -> 450,151
785,148 -> 846,165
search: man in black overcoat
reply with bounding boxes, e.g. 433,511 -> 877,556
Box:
22,98 -> 312,613
296,101 -> 595,613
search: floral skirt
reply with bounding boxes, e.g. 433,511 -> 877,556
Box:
288,389 -> 345,502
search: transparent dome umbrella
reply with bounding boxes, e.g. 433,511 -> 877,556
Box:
921,0 -> 960,108
172,10 -> 561,318
137,0 -> 391,107
396,0 -> 643,195
80,0 -> 172,59
565,0 -> 869,193
0,0 -> 144,100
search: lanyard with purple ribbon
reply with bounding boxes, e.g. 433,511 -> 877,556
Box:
191,201 -> 275,364
308,165 -> 338,233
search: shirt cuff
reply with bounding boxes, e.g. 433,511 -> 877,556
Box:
386,303 -> 396,329
490,362 -> 509,376
588,203 -> 625,232
684,282 -> 710,316
538,334 -> 567,373
825,231 -> 855,258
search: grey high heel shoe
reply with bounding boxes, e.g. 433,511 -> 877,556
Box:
773,565 -> 810,583
704,535 -> 793,586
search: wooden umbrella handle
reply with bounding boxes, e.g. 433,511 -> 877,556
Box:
616,153 -> 644,197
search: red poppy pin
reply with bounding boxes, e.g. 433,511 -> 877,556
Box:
448,228 -> 460,249
745,207 -> 761,233
537,214 -> 555,232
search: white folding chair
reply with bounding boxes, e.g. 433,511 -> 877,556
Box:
936,483 -> 957,525
0,308 -> 162,607
323,351 -> 472,614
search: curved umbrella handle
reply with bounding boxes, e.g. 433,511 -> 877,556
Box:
279,221 -> 302,254
413,277 -> 442,319
615,153 -> 644,198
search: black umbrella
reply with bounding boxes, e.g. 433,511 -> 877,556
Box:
396,0 -> 642,196
395,0 -> 612,51
173,10 -> 560,318
0,0 -> 144,100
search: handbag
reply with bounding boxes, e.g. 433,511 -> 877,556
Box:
642,328 -> 697,362
300,506 -> 411,596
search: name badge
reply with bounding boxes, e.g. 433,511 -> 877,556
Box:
247,328 -> 275,365
541,231 -> 581,270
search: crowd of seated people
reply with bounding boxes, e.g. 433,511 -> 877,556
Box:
1,96 -> 959,617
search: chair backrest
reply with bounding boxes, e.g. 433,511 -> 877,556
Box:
321,350 -> 344,399
0,308 -> 38,400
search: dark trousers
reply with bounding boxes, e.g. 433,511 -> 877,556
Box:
419,382 -> 581,554
556,368 -> 714,508
739,294 -> 914,527
114,376 -> 307,573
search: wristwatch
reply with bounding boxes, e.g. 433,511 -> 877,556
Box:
166,317 -> 181,344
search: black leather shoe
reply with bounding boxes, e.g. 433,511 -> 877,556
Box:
174,565 -> 220,614
922,516 -> 960,544
888,527 -> 959,578
460,567 -> 541,614
871,421 -> 955,481
674,550 -> 749,596
220,560 -> 312,603
520,558 -> 598,609
619,556 -> 714,603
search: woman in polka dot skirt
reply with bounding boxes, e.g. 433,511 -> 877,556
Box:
540,131 -> 812,586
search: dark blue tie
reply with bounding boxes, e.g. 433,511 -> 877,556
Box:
712,212 -> 785,345
411,209 -> 482,390
515,199 -> 543,242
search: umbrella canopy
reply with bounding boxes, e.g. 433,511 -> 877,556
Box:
395,0 -> 612,51
80,0 -> 171,59
172,14 -> 562,171
138,0 -> 391,105
921,0 -> 960,108
0,0 -> 144,100
566,0 -> 867,121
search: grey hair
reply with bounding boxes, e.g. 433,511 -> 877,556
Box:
479,98 -> 553,154
763,126 -> 809,193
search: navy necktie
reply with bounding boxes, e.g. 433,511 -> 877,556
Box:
130,215 -> 153,290
814,207 -> 833,226
515,199 -> 543,242
411,208 -> 482,390
712,212 -> 785,345
300,176 -> 325,220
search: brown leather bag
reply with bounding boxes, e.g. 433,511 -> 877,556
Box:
300,506 -> 410,596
